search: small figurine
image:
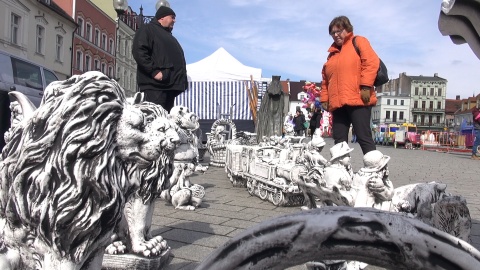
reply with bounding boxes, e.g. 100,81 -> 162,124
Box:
324,142 -> 354,190
304,136 -> 329,168
353,150 -> 394,210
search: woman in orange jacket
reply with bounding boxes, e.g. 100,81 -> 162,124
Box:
320,15 -> 379,155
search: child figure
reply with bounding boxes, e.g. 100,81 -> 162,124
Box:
353,150 -> 394,210
304,136 -> 328,168
322,142 -> 355,206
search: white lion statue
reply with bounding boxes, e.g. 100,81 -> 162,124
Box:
0,71 -> 179,270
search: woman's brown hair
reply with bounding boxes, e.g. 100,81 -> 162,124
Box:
329,16 -> 354,34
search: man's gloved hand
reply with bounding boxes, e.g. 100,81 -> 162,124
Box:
321,102 -> 329,111
360,86 -> 371,104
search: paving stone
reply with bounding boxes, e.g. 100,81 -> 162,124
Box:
220,218 -> 257,229
168,211 -> 231,225
199,208 -> 258,221
167,220 -> 237,236
151,216 -> 181,227
225,199 -> 278,210
162,228 -> 230,248
164,257 -> 194,270
167,240 -> 215,262
201,201 -> 246,212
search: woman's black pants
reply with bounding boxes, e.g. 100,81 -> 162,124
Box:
331,105 -> 376,154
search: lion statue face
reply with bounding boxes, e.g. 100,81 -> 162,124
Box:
170,105 -> 200,131
116,104 -> 180,169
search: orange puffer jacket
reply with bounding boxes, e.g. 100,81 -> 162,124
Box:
320,32 -> 380,112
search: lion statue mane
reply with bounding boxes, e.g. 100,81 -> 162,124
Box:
106,96 -> 180,258
0,71 -> 179,270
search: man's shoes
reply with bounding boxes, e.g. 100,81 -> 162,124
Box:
472,155 -> 480,160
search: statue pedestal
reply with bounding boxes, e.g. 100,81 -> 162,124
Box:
102,248 -> 171,270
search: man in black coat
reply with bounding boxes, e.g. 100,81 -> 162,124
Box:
132,6 -> 188,112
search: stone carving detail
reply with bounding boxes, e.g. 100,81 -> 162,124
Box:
160,106 -> 207,211
207,118 -> 237,166
196,207 -> 480,270
0,72 -> 179,270
225,143 -> 307,206
105,94 -> 179,261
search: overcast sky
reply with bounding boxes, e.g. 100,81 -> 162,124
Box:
130,0 -> 480,99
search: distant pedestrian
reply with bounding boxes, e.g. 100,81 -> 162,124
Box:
472,107 -> 480,160
351,127 -> 357,143
293,110 -> 306,136
309,108 -> 320,137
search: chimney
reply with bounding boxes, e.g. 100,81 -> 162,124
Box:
434,73 -> 438,77
456,95 -> 460,100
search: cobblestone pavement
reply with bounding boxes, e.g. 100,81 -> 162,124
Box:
152,137 -> 480,270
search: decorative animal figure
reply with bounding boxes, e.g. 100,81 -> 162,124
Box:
0,71 -> 179,270
160,106 -> 206,211
106,94 -> 180,257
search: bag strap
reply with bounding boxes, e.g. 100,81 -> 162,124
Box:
352,36 -> 360,56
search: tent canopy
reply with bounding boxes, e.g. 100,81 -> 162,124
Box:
187,47 -> 262,81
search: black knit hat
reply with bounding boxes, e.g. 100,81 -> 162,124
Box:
155,6 -> 176,19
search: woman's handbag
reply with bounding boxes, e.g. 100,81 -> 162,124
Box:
352,36 -> 388,87
303,121 -> 309,129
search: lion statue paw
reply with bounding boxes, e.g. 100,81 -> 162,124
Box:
105,241 -> 127,255
132,236 -> 169,257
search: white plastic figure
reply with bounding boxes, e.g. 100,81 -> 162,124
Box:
353,150 -> 394,210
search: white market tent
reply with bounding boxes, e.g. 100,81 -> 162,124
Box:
175,47 -> 263,120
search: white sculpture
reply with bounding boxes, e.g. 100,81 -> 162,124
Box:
105,96 -> 180,259
196,207 -> 480,270
160,106 -> 206,210
0,72 -> 179,270
353,150 -> 394,211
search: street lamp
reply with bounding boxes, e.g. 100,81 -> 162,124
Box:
113,0 -> 129,15
113,0 -> 170,29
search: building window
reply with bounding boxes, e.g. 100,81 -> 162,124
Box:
95,29 -> 100,46
438,88 -> 442,96
11,13 -> 21,45
86,23 -> 92,41
394,100 -> 397,105
101,63 -> 106,73
76,51 -> 83,70
387,99 -> 390,105
85,55 -> 91,71
429,101 -> 433,109
399,111 -> 404,120
108,66 -> 113,77
124,39 -> 128,55
437,101 -> 441,109
386,111 -> 390,119
422,101 -> 426,109
77,18 -> 84,36
414,87 -> 419,95
94,59 -> 99,71
422,88 -> 427,95
36,25 -> 45,54
436,115 -> 441,124
401,100 -> 404,106
109,39 -> 114,54
55,35 -> 63,61
413,115 -> 417,123
414,101 -> 418,108
101,34 -> 107,50
430,88 -> 434,96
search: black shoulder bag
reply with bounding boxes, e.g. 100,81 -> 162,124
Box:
352,36 -> 388,87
